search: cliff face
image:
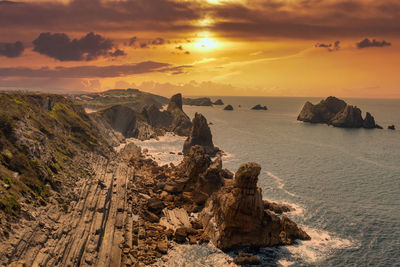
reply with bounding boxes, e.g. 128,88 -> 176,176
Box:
182,113 -> 219,156
297,96 -> 380,129
94,93 -> 192,140
0,94 -> 110,220
200,163 -> 310,250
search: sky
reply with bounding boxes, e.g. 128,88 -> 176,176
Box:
0,0 -> 399,98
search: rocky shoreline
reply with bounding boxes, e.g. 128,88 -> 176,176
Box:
0,92 -> 309,267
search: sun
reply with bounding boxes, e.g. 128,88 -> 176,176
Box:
194,37 -> 218,50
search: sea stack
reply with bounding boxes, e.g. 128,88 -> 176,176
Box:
200,163 -> 310,250
297,96 -> 381,129
251,104 -> 268,110
183,113 -> 219,156
224,104 -> 234,111
167,93 -> 192,136
213,99 -> 224,105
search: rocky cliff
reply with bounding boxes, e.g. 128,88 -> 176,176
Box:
182,113 -> 219,156
183,97 -> 213,106
200,163 -> 310,250
297,96 -> 381,129
93,93 -> 192,141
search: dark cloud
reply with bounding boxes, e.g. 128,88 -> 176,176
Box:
128,37 -> 168,48
0,41 -> 24,58
356,38 -> 392,49
315,40 -> 340,52
175,45 -> 184,50
0,61 -> 190,78
109,49 -> 126,57
150,37 -> 166,45
32,32 -> 124,61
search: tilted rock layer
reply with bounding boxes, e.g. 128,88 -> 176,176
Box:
297,96 -> 381,129
200,163 -> 310,250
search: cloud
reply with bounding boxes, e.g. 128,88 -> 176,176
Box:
0,41 -> 24,58
315,40 -> 340,52
128,37 -> 169,48
32,32 -> 124,61
0,61 -> 190,78
356,38 -> 392,49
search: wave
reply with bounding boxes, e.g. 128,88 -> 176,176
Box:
265,171 -> 297,197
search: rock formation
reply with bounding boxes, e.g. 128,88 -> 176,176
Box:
182,113 -> 219,156
297,96 -> 381,129
388,125 -> 396,130
213,99 -> 224,105
251,104 -> 268,110
200,163 -> 310,251
183,97 -> 213,106
224,104 -> 234,111
167,93 -> 192,136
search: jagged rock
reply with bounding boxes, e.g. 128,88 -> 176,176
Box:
224,105 -> 234,111
167,93 -> 192,136
388,125 -> 396,130
251,104 -> 268,110
200,163 -> 310,250
298,96 -> 381,129
213,99 -> 224,105
183,97 -> 213,106
182,113 -> 219,156
363,112 -> 379,129
147,198 -> 165,214
234,253 -> 261,266
142,104 -> 172,129
174,227 -> 187,243
330,105 -> 363,128
263,200 -> 293,214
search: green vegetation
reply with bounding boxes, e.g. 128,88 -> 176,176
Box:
0,93 -> 107,221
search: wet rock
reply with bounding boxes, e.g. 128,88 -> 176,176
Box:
182,113 -> 219,156
234,253 -> 261,266
263,200 -> 293,214
224,105 -> 234,111
200,163 -> 310,250
251,104 -> 268,110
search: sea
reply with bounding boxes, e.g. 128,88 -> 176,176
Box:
130,97 -> 400,267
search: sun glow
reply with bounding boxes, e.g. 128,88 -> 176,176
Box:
194,37 -> 218,50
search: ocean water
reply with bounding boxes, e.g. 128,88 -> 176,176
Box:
136,97 -> 400,266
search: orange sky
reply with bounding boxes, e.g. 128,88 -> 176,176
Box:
0,0 -> 399,98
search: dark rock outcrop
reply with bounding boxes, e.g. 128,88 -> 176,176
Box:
297,96 -> 380,129
167,93 -> 192,136
200,163 -> 310,251
182,113 -> 219,156
183,97 -> 213,106
388,125 -> 396,130
251,104 -> 268,110
224,105 -> 233,111
213,99 -> 224,105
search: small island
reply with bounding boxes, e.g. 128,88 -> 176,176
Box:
224,104 -> 234,111
297,96 -> 382,129
251,104 -> 268,110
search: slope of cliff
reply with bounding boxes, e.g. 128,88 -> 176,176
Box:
0,93 -> 110,223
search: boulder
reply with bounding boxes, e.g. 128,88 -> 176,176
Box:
200,163 -> 310,250
388,125 -> 396,130
298,96 -> 380,129
224,105 -> 234,111
213,99 -> 224,105
182,113 -> 219,156
251,104 -> 268,110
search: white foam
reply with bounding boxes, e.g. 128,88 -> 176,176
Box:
281,226 -> 358,264
265,171 -> 297,197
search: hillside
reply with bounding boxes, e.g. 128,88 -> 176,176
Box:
69,88 -> 169,112
0,93 -> 110,225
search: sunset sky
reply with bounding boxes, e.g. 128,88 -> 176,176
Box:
0,0 -> 399,97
